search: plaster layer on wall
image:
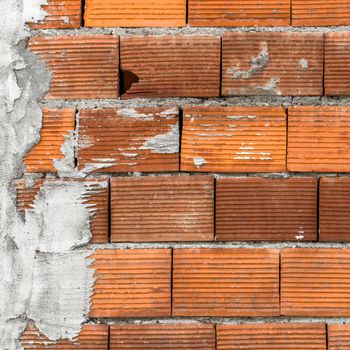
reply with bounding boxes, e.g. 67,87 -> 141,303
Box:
0,1 -> 95,349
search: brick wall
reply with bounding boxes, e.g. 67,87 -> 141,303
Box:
20,0 -> 350,348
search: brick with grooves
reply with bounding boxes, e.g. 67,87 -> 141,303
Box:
328,324 -> 350,350
173,248 -> 280,316
216,177 -> 318,241
111,176 -> 214,242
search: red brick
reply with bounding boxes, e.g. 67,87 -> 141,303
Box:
27,0 -> 81,29
217,323 -> 326,350
325,33 -> 350,95
120,36 -> 220,98
85,0 -> 186,27
111,176 -> 214,242
281,249 -> 350,316
14,178 -> 109,243
28,35 -> 119,99
292,0 -> 350,26
24,108 -> 75,173
77,107 -> 179,172
328,325 -> 350,350
222,32 -> 323,96
216,177 -> 318,241
188,0 -> 290,26
173,248 -> 280,316
181,106 -> 286,172
319,177 -> 350,242
288,106 -> 350,172
90,249 -> 171,317
21,324 -> 108,349
110,324 -> 215,349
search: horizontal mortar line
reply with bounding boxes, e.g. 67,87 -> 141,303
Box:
29,25 -> 350,37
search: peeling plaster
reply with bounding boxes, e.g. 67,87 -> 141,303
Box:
22,0 -> 48,23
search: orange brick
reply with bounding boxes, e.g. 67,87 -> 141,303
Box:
281,249 -> 350,316
288,106 -> 350,172
181,106 -> 286,172
173,248 -> 280,316
292,0 -> 350,26
77,107 -> 179,172
325,33 -> 350,95
28,35 -> 119,99
111,176 -> 214,242
14,178 -> 109,243
216,177 -> 318,241
319,177 -> 350,242
21,324 -> 108,349
24,108 -> 75,173
328,325 -> 350,350
217,323 -> 326,350
188,0 -> 290,26
222,32 -> 323,96
110,324 -> 215,349
90,249 -> 171,317
27,0 -> 81,29
85,0 -> 186,27
120,36 -> 220,98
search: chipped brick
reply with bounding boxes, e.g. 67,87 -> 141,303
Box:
181,106 -> 286,172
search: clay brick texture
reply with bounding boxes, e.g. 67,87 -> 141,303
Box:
16,0 -> 350,349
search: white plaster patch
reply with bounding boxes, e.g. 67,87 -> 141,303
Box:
117,108 -> 154,120
22,0 -> 48,23
227,115 -> 256,120
299,58 -> 309,70
193,157 -> 206,168
53,131 -> 76,178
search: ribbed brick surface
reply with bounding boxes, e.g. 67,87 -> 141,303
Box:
222,32 -> 323,96
319,177 -> 350,242
111,176 -> 214,242
24,108 -> 75,173
21,324 -> 108,349
173,248 -> 280,316
120,36 -> 220,98
325,33 -> 350,95
28,35 -> 119,99
188,0 -> 290,26
181,106 -> 286,172
90,249 -> 171,317
292,0 -> 350,26
15,178 -> 109,243
110,324 -> 215,349
27,0 -> 81,29
217,323 -> 326,350
288,106 -> 350,172
328,325 -> 350,350
216,177 -> 318,241
77,107 -> 179,172
281,249 -> 350,316
85,0 -> 186,27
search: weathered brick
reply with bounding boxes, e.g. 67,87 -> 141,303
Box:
217,323 -> 326,350
111,176 -> 214,242
15,178 -> 109,243
85,0 -> 186,27
173,248 -> 280,316
24,108 -> 75,173
110,324 -> 215,349
281,249 -> 350,316
319,177 -> 350,242
325,33 -> 350,95
28,35 -> 119,99
292,0 -> 350,26
288,106 -> 350,172
222,32 -> 323,96
181,106 -> 286,172
216,177 -> 318,241
188,0 -> 290,26
90,249 -> 171,317
27,0 -> 81,29
120,36 -> 221,98
328,324 -> 350,350
21,324 -> 108,349
77,107 -> 179,172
